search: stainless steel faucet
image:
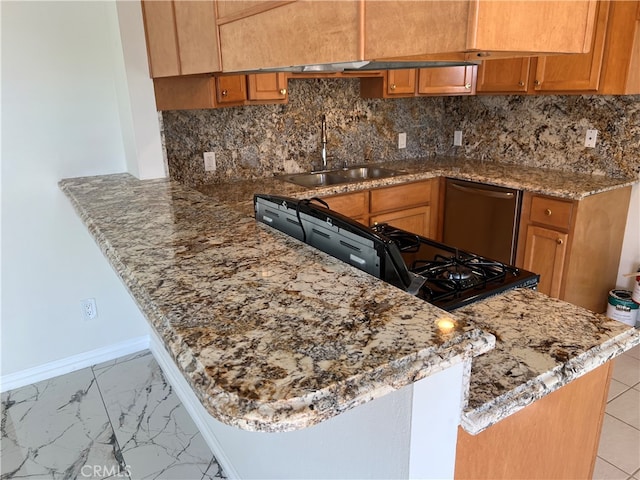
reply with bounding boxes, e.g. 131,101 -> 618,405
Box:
321,114 -> 328,170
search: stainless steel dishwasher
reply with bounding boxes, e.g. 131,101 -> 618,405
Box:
442,178 -> 522,265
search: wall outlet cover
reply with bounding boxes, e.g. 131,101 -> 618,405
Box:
204,152 -> 216,171
453,130 -> 463,146
585,129 -> 598,148
398,133 -> 407,149
81,298 -> 98,321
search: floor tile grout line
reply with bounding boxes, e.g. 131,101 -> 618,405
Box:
603,411 -> 640,433
597,455 -> 635,477
607,385 -> 634,404
90,364 -> 131,479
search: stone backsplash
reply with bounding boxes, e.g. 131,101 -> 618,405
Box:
162,78 -> 640,187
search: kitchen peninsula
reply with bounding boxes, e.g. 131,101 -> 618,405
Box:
60,160 -> 639,479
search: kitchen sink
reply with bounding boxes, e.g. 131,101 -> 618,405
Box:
339,166 -> 398,180
279,172 -> 351,188
279,165 -> 399,187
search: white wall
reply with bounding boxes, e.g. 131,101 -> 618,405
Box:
1,1 -> 151,376
616,184 -> 640,290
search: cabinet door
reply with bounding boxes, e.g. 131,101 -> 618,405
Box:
387,69 -> 417,96
247,73 -> 288,101
142,1 -> 220,78
370,180 -> 433,214
215,75 -> 247,105
370,206 -> 431,238
417,66 -> 476,95
321,191 -> 368,221
141,0 -> 180,77
522,225 -> 568,298
533,1 -> 609,92
218,1 -> 360,72
173,1 -> 220,75
477,58 -> 531,93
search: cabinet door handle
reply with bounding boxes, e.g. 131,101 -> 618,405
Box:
556,238 -> 564,245
279,88 -> 287,95
518,81 -> 525,87
534,80 -> 540,86
545,208 -> 552,216
390,83 -> 397,90
465,83 -> 471,89
221,89 -> 228,97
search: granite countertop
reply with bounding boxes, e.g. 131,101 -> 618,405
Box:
196,157 -> 637,205
454,288 -> 638,434
59,173 -> 494,433
60,161 -> 639,436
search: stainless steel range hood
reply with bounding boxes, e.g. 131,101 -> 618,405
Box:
252,59 -> 480,73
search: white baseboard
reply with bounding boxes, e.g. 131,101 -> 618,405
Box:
148,330 -> 240,480
0,335 -> 150,392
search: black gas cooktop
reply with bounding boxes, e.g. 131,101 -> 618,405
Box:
372,223 -> 539,311
254,194 -> 539,311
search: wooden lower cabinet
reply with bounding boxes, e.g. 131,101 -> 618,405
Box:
370,205 -> 431,236
516,187 -> 631,313
321,179 -> 440,239
321,191 -> 368,224
455,361 -> 613,479
522,226 -> 568,298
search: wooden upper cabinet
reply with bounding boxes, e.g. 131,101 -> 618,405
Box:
533,0 -> 609,92
217,1 -> 361,72
216,1 -> 597,73
141,1 -> 180,77
141,1 -> 220,78
477,1 -> 640,95
477,57 -> 531,93
417,66 -> 476,95
364,1 -> 597,61
387,69 -> 417,96
598,0 -> 640,94
215,75 -> 247,105
152,73 -> 288,110
361,67 -> 476,98
247,73 -> 288,101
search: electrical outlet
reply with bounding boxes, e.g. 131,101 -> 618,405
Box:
81,298 -> 98,321
204,152 -> 216,171
585,129 -> 598,148
398,133 -> 407,149
453,130 -> 463,146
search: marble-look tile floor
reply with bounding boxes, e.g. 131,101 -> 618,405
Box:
1,351 -> 226,479
594,344 -> 640,480
2,346 -> 639,479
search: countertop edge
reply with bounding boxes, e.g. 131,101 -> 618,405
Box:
460,327 -> 640,435
59,175 -> 496,433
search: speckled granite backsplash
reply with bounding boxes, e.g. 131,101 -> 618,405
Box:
162,78 -> 640,187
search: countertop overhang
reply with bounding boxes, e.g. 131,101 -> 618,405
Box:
59,173 -> 494,432
60,158 -> 639,434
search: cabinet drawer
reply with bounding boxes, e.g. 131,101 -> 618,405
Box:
529,196 -> 574,230
370,180 -> 432,214
322,191 -> 368,219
